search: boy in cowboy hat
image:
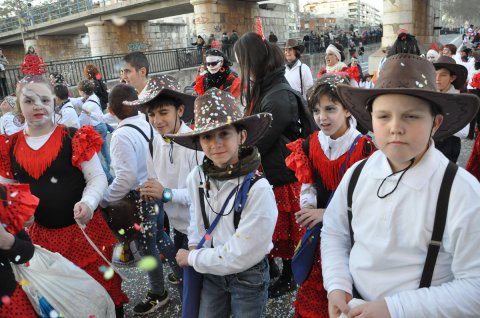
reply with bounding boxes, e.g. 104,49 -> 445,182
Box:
170,88 -> 278,317
284,38 -> 314,98
433,55 -> 470,162
125,75 -> 198,286
321,53 -> 480,317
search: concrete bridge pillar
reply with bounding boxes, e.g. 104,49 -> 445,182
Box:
190,0 -> 289,44
369,0 -> 440,74
85,20 -> 148,57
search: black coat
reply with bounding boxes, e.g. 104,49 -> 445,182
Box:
0,230 -> 35,307
253,67 -> 301,187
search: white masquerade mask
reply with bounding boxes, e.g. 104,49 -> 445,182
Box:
206,56 -> 223,74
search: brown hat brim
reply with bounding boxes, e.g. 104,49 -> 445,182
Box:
433,63 -> 468,90
164,113 -> 272,150
336,84 -> 480,140
124,88 -> 196,124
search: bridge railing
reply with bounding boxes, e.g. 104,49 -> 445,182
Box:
0,0 -> 96,33
2,45 -> 208,95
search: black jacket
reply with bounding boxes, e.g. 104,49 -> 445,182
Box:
253,67 -> 301,187
0,230 -> 35,306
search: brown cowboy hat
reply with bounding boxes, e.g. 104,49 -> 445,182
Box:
165,88 -> 272,150
285,39 -> 305,54
123,75 -> 196,124
433,55 -> 468,90
336,53 -> 480,140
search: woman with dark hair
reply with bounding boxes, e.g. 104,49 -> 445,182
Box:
193,48 -> 240,97
234,31 -> 316,298
284,39 -> 314,98
83,64 -> 108,110
387,29 -> 421,57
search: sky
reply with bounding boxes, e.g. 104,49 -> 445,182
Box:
299,0 -> 384,13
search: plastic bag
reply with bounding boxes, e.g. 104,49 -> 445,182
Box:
12,244 -> 115,318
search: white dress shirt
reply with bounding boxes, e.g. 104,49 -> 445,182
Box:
321,144 -> 480,318
56,100 -> 80,129
101,114 -> 151,206
146,122 -> 204,234
285,60 -> 314,98
186,166 -> 278,276
76,94 -> 103,127
0,127 -> 106,212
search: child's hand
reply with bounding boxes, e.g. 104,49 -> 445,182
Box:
176,249 -> 191,267
73,202 -> 93,225
295,208 -> 325,229
347,300 -> 390,318
139,179 -> 164,201
328,290 -> 352,318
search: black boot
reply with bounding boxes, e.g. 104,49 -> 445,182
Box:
115,305 -> 124,318
268,257 -> 280,279
268,259 -> 296,298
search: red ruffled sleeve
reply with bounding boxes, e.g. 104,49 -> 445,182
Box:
193,75 -> 205,96
0,184 -> 39,234
71,126 -> 103,168
466,133 -> 480,181
229,77 -> 241,98
0,133 -> 15,179
285,138 -> 315,184
470,73 -> 480,89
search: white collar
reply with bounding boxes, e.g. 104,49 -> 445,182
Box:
318,126 -> 362,160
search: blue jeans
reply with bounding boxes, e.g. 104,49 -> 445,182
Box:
138,201 -> 182,295
198,257 -> 269,318
94,123 -> 113,183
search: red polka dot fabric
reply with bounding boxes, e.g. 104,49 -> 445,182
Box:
0,283 -> 37,318
270,182 -> 305,259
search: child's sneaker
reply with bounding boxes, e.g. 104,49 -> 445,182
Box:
167,272 -> 180,285
133,290 -> 169,315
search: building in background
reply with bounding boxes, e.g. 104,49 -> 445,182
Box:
303,0 -> 380,30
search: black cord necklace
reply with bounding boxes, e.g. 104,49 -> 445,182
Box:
376,158 -> 415,199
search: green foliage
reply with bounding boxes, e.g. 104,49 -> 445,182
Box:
442,0 -> 480,26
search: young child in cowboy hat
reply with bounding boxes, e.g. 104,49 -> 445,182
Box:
321,53 -> 480,318
170,88 -> 278,317
125,75 -> 199,287
284,38 -> 314,98
433,55 -> 470,162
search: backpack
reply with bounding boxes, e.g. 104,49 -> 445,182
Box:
94,80 -> 109,110
263,83 -> 316,139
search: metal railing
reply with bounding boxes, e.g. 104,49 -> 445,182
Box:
2,45 -> 214,95
0,0 -> 96,33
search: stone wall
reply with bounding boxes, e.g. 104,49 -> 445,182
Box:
144,22 -> 188,51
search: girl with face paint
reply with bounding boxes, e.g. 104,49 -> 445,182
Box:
193,49 -> 241,97
0,75 -> 128,316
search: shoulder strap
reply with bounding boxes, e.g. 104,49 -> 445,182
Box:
299,63 -> 303,95
347,158 -> 368,248
419,161 -> 458,288
233,172 -> 264,229
198,186 -> 210,231
119,123 -> 154,157
88,98 -> 101,107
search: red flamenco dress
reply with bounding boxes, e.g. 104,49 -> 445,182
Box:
0,184 -> 39,318
194,69 -> 241,98
466,133 -> 480,181
0,125 -> 128,306
286,131 -> 375,318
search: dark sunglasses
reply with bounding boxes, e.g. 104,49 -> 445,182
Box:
206,61 -> 220,67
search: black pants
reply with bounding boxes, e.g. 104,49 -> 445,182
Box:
0,77 -> 7,97
435,136 -> 461,163
174,228 -> 188,252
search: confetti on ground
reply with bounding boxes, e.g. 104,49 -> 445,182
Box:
1,295 -> 11,305
118,229 -> 125,235
137,256 -> 158,272
103,267 -> 115,280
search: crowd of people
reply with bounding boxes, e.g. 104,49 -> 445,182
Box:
0,24 -> 480,318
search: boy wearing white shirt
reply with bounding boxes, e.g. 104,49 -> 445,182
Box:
101,83 -> 180,315
0,96 -> 22,135
53,84 -> 80,129
169,88 -> 278,318
127,75 -> 198,285
322,54 -> 480,318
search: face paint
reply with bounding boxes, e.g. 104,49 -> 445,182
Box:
206,56 -> 223,74
20,83 -> 55,128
